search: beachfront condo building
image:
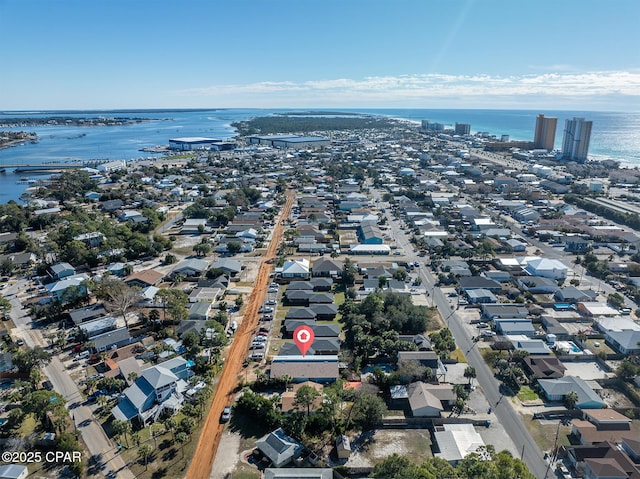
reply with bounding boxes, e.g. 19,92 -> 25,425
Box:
455,123 -> 471,135
561,117 -> 592,162
533,114 -> 557,150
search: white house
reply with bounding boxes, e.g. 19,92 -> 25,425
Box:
524,258 -> 568,280
281,259 -> 311,279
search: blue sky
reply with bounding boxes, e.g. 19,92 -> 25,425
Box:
1,0 -> 639,110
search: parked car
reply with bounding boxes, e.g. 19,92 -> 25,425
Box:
249,353 -> 264,361
250,343 -> 265,350
266,300 -> 277,306
220,406 -> 232,423
253,336 -> 267,342
476,323 -> 489,329
260,315 -> 273,321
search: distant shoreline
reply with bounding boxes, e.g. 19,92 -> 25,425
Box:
0,116 -> 158,128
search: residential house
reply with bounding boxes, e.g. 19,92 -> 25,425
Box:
434,424 -> 485,465
494,319 -> 536,336
482,304 -> 528,319
264,469 -> 333,479
507,335 -> 552,355
46,273 -> 89,301
92,327 -> 134,353
312,258 -> 344,277
406,381 -> 444,417
0,465 -> 28,479
211,259 -> 243,277
522,355 -> 567,380
578,302 -> 619,317
172,258 -> 209,278
466,289 -> 498,304
188,302 -> 211,321
270,356 -> 339,383
111,357 -> 192,425
281,259 -> 311,280
125,269 -> 164,288
458,277 -> 502,292
572,409 -> 635,445
255,428 -> 304,468
537,376 -> 605,409
50,262 -> 75,280
523,258 -> 568,280
595,316 -> 640,355
518,276 -> 561,294
69,304 -> 107,325
554,287 -> 597,304
566,441 -> 640,479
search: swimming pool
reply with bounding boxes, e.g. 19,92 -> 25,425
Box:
556,340 -> 583,355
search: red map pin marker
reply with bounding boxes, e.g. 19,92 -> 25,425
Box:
293,325 -> 314,357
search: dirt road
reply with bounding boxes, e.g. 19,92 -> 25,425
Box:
186,190 -> 295,479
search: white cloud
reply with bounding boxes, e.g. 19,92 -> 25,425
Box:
175,71 -> 640,109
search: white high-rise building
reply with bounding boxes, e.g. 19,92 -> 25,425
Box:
561,117 -> 592,162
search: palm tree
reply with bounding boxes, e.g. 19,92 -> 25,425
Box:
112,419 -> 132,447
163,417 -> 177,441
564,391 -> 579,410
138,443 -> 153,469
97,394 -> 110,412
175,432 -> 189,458
150,423 -> 165,449
29,368 -> 42,389
464,366 -> 477,387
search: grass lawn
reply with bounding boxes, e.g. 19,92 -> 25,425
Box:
517,386 -> 539,402
426,308 -> 444,331
334,291 -> 345,306
522,415 -> 572,453
450,348 -> 467,363
233,471 -> 261,479
583,339 -> 615,355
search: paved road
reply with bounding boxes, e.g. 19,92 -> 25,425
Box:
370,186 -> 548,478
5,280 -> 133,479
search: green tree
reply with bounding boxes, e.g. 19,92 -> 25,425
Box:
616,359 -> 640,380
0,297 -> 11,318
564,391 -> 579,410
293,384 -> 321,417
350,392 -> 387,430
193,243 -> 211,257
464,366 -> 477,386
342,258 -> 357,287
112,419 -> 132,447
13,346 -> 51,373
226,241 -> 242,255
138,443 -> 153,468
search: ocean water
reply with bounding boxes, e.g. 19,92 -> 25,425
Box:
1,108 -> 639,203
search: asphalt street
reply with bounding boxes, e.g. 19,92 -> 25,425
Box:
371,186 -> 548,479
5,280 -> 133,479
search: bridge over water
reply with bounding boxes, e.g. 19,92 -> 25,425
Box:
0,160 -> 110,173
